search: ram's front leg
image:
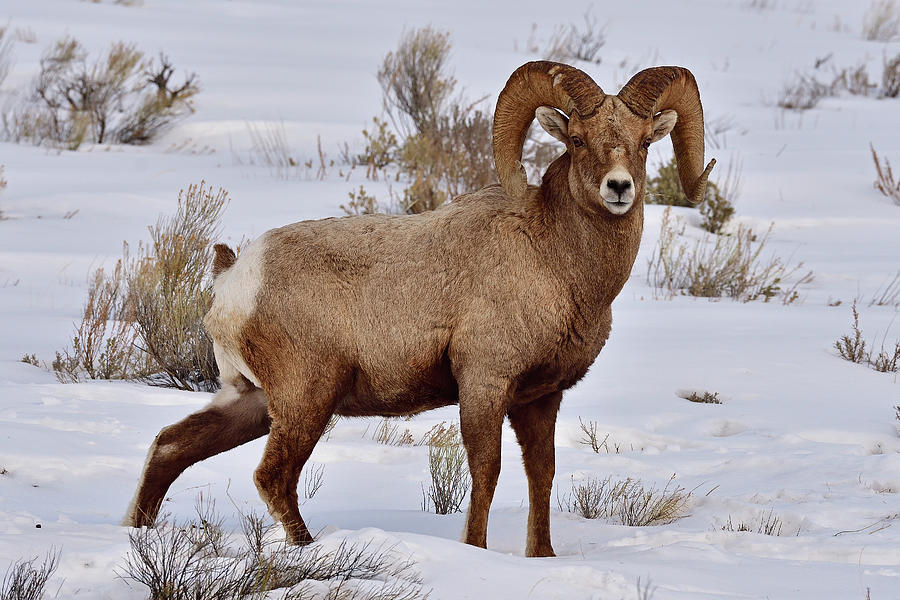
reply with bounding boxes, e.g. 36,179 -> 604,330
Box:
508,391 -> 561,557
458,376 -> 509,549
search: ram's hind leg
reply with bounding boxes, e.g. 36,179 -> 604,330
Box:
508,392 -> 561,557
125,375 -> 270,527
253,370 -> 343,545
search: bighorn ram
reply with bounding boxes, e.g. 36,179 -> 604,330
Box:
126,61 -> 714,557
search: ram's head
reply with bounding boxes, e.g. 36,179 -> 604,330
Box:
493,61 -> 716,216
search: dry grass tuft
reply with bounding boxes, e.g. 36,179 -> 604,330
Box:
647,207 -> 812,303
871,144 -> 900,205
869,271 -> 900,308
0,26 -> 12,88
371,418 -> 415,447
721,508 -> 785,536
862,0 -> 900,41
421,423 -> 470,515
558,474 -> 691,526
1,549 -> 60,600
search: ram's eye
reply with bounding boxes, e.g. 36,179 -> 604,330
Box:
642,137 -> 652,150
571,136 -> 584,148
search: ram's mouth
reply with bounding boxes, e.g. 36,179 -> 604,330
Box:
603,199 -> 633,215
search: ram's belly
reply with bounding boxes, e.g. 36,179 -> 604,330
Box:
335,356 -> 458,417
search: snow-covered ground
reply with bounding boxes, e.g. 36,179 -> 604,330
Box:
1,1 -> 899,598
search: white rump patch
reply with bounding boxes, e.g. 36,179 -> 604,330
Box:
205,234 -> 268,387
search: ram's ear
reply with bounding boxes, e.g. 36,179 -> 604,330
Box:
535,106 -> 569,144
649,109 -> 678,144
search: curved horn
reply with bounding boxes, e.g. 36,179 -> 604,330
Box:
493,61 -> 605,198
617,66 -> 716,204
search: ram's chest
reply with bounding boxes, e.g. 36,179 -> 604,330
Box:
510,305 -> 612,405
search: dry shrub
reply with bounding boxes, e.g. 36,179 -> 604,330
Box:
680,390 -> 722,404
882,53 -> 900,97
52,258 -> 148,383
558,474 -> 690,526
0,549 -> 60,600
302,463 -> 325,502
646,155 -> 737,232
127,182 -> 225,391
521,9 -> 606,64
871,144 -> 900,205
577,417 -> 606,454
121,500 -> 427,600
341,185 -> 383,216
834,300 -> 900,373
2,36 -> 198,149
359,116 -> 399,176
368,27 -> 495,213
835,300 -> 869,363
647,207 -> 812,303
646,153 -> 741,237
862,0 -> 900,41
576,419 -> 643,454
872,342 -> 900,373
0,25 -> 12,88
521,123 -> 562,180
51,183 -> 225,390
777,72 -> 831,110
421,423 -> 470,515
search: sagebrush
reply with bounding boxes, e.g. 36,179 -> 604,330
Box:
647,207 -> 811,303
120,498 -> 428,600
357,27 -> 495,213
2,36 -> 198,149
0,549 -> 59,600
126,182 -> 225,391
645,155 -> 737,234
834,300 -> 900,373
53,182 -> 226,391
421,423 -> 470,515
522,9 -> 606,65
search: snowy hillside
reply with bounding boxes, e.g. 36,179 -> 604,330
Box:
1,1 -> 898,598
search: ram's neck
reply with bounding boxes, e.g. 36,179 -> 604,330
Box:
530,154 -> 645,309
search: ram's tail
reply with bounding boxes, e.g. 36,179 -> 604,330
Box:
212,243 -> 237,279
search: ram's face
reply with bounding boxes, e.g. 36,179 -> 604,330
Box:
536,101 -> 677,216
